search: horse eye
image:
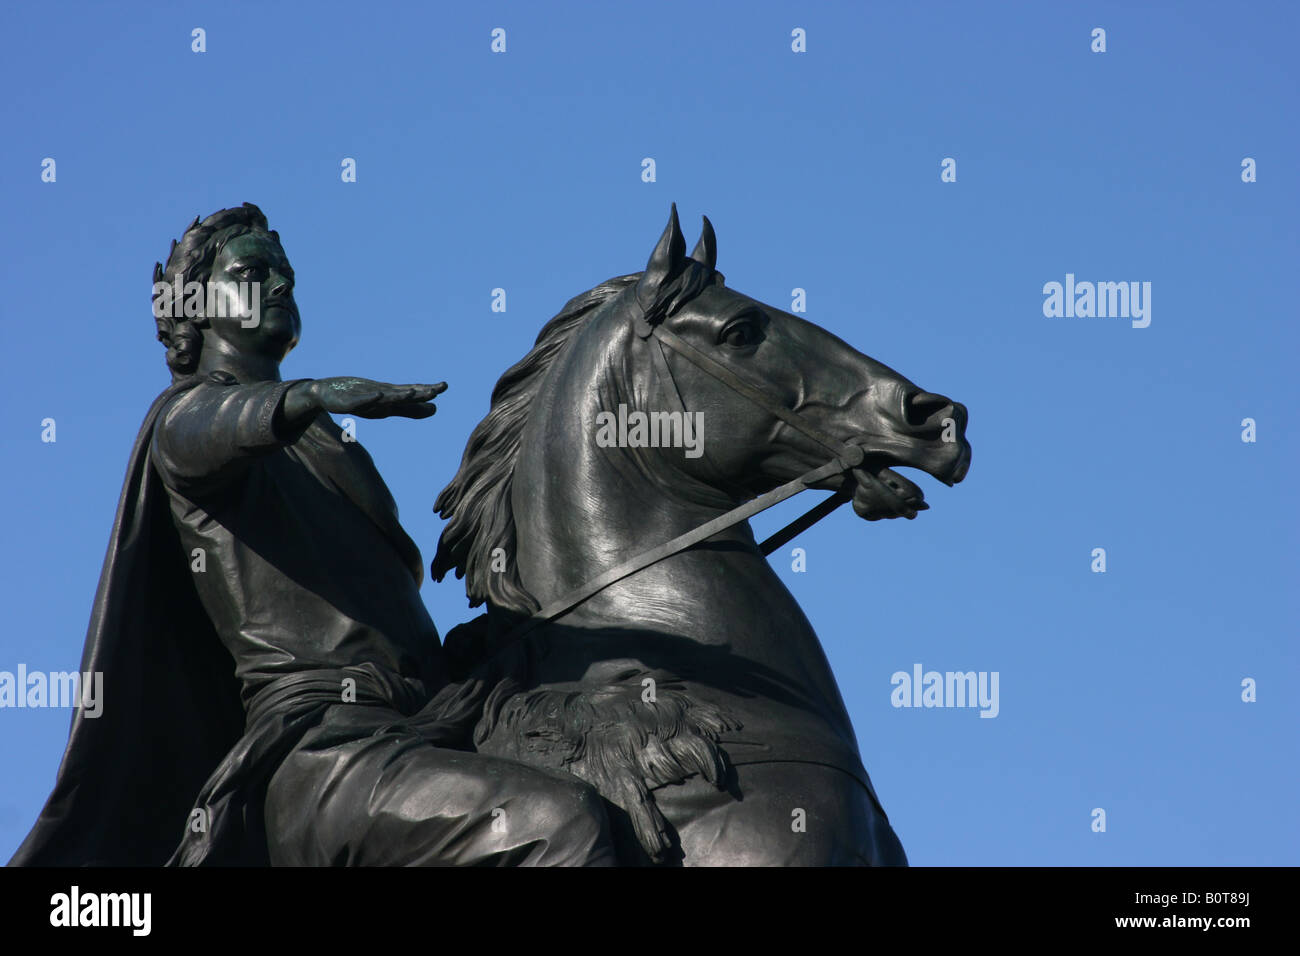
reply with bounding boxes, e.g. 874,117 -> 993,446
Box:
720,320 -> 757,348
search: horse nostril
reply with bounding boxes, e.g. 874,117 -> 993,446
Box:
903,390 -> 952,428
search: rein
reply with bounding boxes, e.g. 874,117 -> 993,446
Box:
501,311 -> 864,647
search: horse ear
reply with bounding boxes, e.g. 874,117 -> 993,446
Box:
690,215 -> 717,270
636,203 -> 686,312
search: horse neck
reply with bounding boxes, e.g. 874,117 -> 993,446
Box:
507,324 -> 857,741
510,345 -> 796,635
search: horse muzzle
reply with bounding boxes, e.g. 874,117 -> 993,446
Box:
842,394 -> 971,521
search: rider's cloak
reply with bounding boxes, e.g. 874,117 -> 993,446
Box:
9,378 -> 246,865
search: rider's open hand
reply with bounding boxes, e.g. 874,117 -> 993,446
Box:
307,378 -> 447,419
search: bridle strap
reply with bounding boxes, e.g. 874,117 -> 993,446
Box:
499,317 -> 865,647
757,487 -> 853,556
503,454 -> 858,646
646,323 -> 861,552
649,325 -> 863,463
647,330 -> 731,484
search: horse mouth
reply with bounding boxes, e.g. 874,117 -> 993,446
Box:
846,445 -> 970,521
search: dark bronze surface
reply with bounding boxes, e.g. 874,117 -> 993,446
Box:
13,203 -> 969,867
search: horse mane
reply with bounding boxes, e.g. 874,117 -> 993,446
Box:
432,273 -> 641,614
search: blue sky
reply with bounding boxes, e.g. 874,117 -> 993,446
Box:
0,1 -> 1295,865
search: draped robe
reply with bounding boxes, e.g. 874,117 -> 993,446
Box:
10,371 -> 614,867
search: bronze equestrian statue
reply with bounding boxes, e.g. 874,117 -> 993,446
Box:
12,203 -> 969,867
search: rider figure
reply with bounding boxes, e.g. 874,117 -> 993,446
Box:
12,204 -> 616,866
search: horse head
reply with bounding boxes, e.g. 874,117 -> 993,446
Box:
597,204 -> 971,525
434,204 -> 973,621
